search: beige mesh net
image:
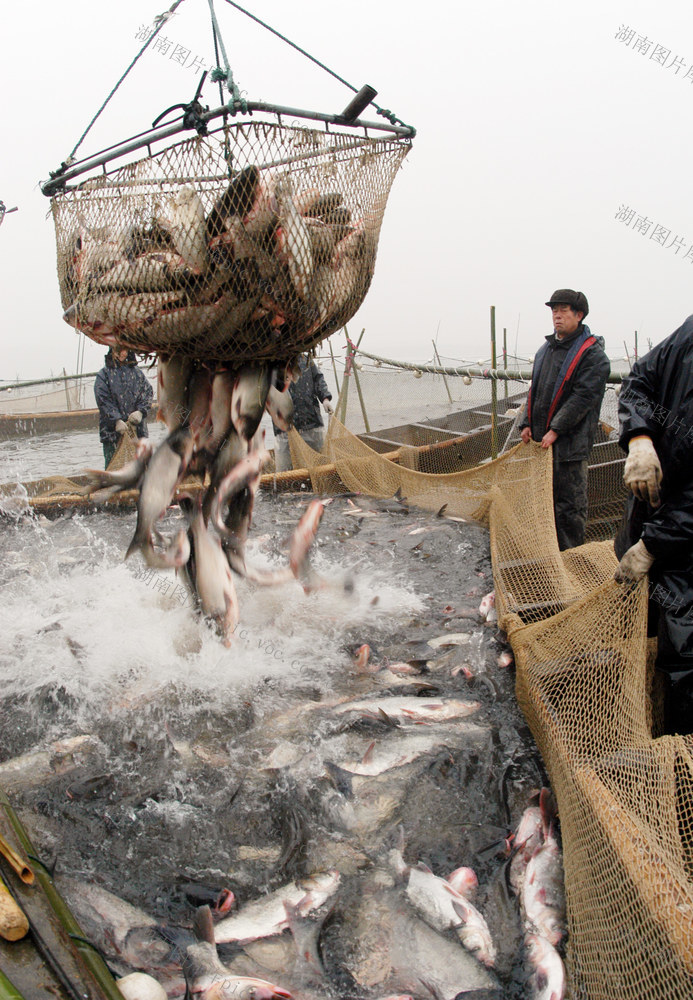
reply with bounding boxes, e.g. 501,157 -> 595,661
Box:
289,414 -> 693,1000
50,124 -> 410,363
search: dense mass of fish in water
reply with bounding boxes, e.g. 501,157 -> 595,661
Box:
0,482 -> 568,1000
61,166 -> 375,358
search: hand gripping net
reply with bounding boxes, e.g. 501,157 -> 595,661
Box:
51,122 -> 410,363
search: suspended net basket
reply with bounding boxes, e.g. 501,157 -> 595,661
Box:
50,120 -> 410,364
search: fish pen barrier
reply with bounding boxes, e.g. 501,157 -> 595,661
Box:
287,409 -> 693,1000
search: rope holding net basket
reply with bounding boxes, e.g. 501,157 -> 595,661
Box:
51,122 -> 410,364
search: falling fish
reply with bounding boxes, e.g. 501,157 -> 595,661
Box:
289,500 -> 325,592
157,354 -> 193,431
83,439 -> 153,502
231,365 -> 272,442
189,507 -> 239,647
210,448 -> 271,538
265,384 -> 294,432
125,426 -> 194,563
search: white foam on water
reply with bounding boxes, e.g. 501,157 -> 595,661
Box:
0,510 -> 425,730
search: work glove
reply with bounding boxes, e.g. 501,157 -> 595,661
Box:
127,410 -> 143,425
623,435 -> 662,507
614,539 -> 655,584
322,399 -> 334,415
114,419 -> 128,435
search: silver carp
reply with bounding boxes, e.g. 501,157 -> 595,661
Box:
265,384 -> 294,431
157,354 -> 193,431
184,906 -> 292,1000
333,732 -> 455,777
83,439 -> 153,501
521,824 -> 565,947
230,365 -> 272,442
210,448 -> 271,538
190,507 -> 239,646
0,735 -> 105,794
289,500 -> 325,591
274,176 -> 314,300
93,252 -> 192,293
333,696 -> 481,725
525,933 -> 565,1000
202,427 -> 248,525
509,805 -> 543,894
56,877 -> 171,973
207,369 -> 236,455
335,875 -> 499,998
125,426 -> 194,562
213,872 -> 340,946
166,185 -> 208,275
391,852 -> 496,968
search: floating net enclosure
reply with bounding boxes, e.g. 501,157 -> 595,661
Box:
50,122 -> 410,363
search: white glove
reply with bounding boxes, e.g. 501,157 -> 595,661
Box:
115,419 -> 128,434
614,539 -> 655,584
127,410 -> 143,425
623,435 -> 662,507
322,399 -> 334,415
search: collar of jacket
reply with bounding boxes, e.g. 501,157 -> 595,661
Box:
528,324 -> 595,429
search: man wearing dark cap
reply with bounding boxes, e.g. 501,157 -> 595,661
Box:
519,290 -> 610,550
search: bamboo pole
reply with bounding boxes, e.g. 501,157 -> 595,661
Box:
0,968 -> 27,1000
490,306 -> 498,459
0,789 -> 126,1000
348,327 -> 371,433
0,832 -> 33,884
328,340 -> 341,397
503,327 -> 508,401
0,875 -> 28,941
432,340 -> 453,404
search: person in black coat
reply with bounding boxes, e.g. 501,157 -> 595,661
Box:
94,348 -> 153,467
519,289 -> 611,550
614,314 -> 693,734
272,354 -> 333,472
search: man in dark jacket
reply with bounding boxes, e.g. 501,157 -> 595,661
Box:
519,289 -> 610,550
614,314 -> 693,734
273,354 -> 333,472
94,347 -> 153,467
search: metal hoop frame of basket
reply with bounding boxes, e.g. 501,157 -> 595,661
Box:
47,107 -> 411,366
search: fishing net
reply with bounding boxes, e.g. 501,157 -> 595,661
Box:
50,122 -> 410,363
289,414 -> 693,1000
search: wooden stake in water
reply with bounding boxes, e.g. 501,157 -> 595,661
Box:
432,339 -> 453,404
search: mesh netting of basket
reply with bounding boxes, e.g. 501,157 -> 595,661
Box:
51,121 -> 410,364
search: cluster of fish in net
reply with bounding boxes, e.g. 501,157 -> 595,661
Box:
52,125 -> 409,361
81,355 -> 326,644
48,126 -> 410,639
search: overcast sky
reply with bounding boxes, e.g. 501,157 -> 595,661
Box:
2,0 -> 691,379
